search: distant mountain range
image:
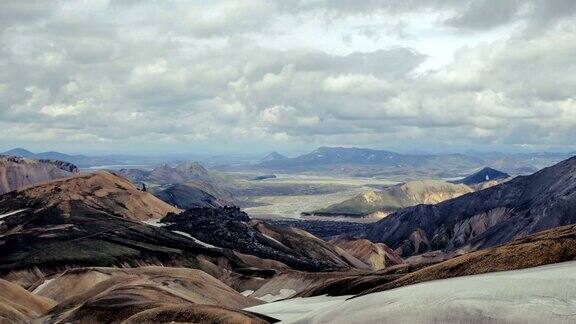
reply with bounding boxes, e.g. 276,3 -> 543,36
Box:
261,151 -> 287,162
3,147 -> 573,177
0,148 -> 166,168
258,146 -> 574,178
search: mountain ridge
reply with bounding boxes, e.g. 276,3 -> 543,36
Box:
366,155 -> 576,257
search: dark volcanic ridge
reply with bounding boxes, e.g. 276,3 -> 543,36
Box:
455,166 -> 510,185
161,207 -> 368,272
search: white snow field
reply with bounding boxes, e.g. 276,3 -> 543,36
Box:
246,261 -> 576,323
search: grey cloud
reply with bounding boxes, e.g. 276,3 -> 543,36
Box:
0,1 -> 575,153
445,0 -> 522,30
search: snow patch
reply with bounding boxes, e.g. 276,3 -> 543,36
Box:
256,289 -> 297,303
247,295 -> 350,322
241,290 -> 255,297
0,209 -> 26,220
248,261 -> 576,323
143,218 -> 163,227
32,278 -> 54,294
172,231 -> 217,248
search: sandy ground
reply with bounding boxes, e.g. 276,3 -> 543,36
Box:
246,261 -> 576,323
239,174 -> 398,219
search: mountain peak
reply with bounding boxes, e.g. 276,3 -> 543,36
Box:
458,167 -> 510,185
1,148 -> 35,157
262,151 -> 287,161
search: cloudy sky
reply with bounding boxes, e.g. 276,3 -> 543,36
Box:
1,0 -> 575,155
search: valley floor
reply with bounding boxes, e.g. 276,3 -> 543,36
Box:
246,261 -> 576,323
232,173 -> 398,219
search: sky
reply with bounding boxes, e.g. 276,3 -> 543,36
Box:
1,0 -> 576,155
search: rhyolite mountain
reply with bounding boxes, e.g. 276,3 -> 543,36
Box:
153,183 -> 226,209
309,180 -> 472,218
117,161 -> 235,205
0,171 -> 366,278
32,267 -> 271,324
455,167 -> 510,185
366,155 -> 576,257
161,207 -> 368,272
330,238 -> 404,270
261,151 -> 287,162
0,156 -> 78,195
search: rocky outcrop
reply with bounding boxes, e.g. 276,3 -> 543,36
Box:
367,155 -> 576,257
0,156 -> 78,195
161,207 -> 368,272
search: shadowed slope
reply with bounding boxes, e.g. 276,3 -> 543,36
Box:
367,155 -> 576,256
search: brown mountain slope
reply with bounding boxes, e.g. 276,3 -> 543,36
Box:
122,304 -> 273,324
0,156 -> 78,195
359,223 -> 576,296
33,266 -> 268,323
311,180 -> 472,218
3,170 -> 180,221
330,238 -> 404,270
299,223 -> 576,298
0,279 -> 55,323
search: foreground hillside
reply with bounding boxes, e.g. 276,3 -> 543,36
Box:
297,223 -> 576,297
247,261 -> 576,323
0,171 -> 250,281
367,155 -> 576,256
